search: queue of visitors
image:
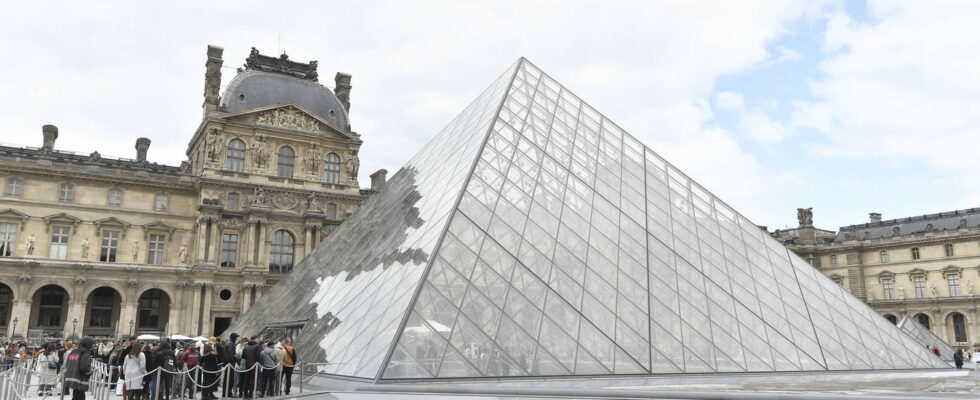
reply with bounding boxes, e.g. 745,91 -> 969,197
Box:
1,333 -> 298,400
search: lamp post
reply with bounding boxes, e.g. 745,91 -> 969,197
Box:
11,317 -> 17,338
129,319 -> 134,336
72,318 -> 78,340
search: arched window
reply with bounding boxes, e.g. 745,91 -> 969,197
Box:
952,313 -> 968,342
277,146 -> 295,178
915,313 -> 931,330
59,183 -> 73,202
883,314 -> 897,325
137,289 -> 169,329
226,193 -> 240,211
269,230 -> 295,274
324,153 -> 341,184
0,284 -> 12,327
107,188 -> 123,207
326,203 -> 338,219
226,139 -> 246,172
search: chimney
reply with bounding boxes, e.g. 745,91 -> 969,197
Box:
41,125 -> 58,152
869,212 -> 882,223
135,137 -> 151,162
335,72 -> 352,112
203,45 -> 224,114
370,169 -> 388,191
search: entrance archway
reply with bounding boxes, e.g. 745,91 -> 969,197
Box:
0,283 -> 12,331
136,289 -> 170,333
84,287 -> 121,337
30,285 -> 69,336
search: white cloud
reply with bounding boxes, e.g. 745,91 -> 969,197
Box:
715,91 -> 745,110
741,109 -> 790,142
793,3 -> 980,205
0,0 -> 817,223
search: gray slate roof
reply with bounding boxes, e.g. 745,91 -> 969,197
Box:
220,71 -> 350,131
835,207 -> 980,242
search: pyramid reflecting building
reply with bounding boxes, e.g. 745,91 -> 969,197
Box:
897,315 -> 955,361
229,59 -> 948,381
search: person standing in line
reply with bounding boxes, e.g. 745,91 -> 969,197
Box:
154,340 -> 176,400
258,341 -> 279,397
240,337 -> 260,400
179,342 -> 201,399
973,349 -> 980,371
64,337 -> 94,400
200,344 -> 220,400
953,349 -> 964,369
35,343 -> 60,396
223,333 -> 240,398
123,340 -> 147,400
273,342 -> 286,395
281,339 -> 297,395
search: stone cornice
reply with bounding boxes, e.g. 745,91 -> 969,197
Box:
0,163 -> 194,192
792,230 -> 980,253
0,199 -> 198,222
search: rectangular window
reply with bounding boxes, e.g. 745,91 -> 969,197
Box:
882,278 -> 893,300
0,223 -> 16,257
49,226 -> 70,260
911,247 -> 920,260
226,193 -> 240,211
948,273 -> 960,296
879,250 -> 889,263
829,255 -> 838,267
146,234 -> 166,265
5,178 -> 22,197
100,231 -> 119,262
945,243 -> 954,257
59,184 -> 73,202
107,189 -> 123,208
154,195 -> 168,211
220,233 -> 238,268
913,275 -> 926,298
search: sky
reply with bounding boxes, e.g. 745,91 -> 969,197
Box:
1,0 -> 978,231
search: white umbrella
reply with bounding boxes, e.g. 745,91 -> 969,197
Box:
169,334 -> 192,341
136,334 -> 160,341
191,336 -> 209,342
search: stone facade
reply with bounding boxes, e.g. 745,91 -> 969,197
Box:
0,45 -> 384,341
771,208 -> 980,348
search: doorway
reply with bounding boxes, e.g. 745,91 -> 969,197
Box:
214,317 -> 232,337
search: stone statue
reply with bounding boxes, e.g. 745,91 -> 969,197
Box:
347,152 -> 360,180
307,192 -> 319,212
254,187 -> 267,205
250,138 -> 269,169
26,234 -> 36,256
929,283 -> 938,297
796,208 -> 813,227
867,290 -> 874,301
967,281 -> 974,296
306,149 -> 321,175
178,244 -> 188,265
80,238 -> 90,259
132,240 -> 140,262
88,151 -> 101,162
898,286 -> 905,299
205,128 -> 221,162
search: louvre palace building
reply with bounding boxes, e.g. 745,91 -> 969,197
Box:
0,45 -> 387,340
771,208 -> 980,349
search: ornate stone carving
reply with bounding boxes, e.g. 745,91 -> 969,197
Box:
347,150 -> 360,181
205,128 -> 222,163
178,244 -> 189,265
305,147 -> 321,176
253,187 -> 267,206
271,193 -> 300,212
131,240 -> 140,262
26,234 -> 36,256
306,193 -> 320,212
250,136 -> 269,170
796,207 -> 813,227
80,238 -> 90,260
88,151 -> 102,162
244,47 -> 319,81
254,107 -> 321,133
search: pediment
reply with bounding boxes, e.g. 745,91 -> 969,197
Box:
223,104 -> 354,140
43,213 -> 82,233
907,267 -> 928,278
94,217 -> 131,238
877,269 -> 895,280
0,208 -> 29,221
942,265 -> 962,274
143,221 -> 177,241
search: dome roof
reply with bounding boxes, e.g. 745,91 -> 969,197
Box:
220,70 -> 349,131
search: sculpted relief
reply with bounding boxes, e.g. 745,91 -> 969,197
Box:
254,107 -> 321,133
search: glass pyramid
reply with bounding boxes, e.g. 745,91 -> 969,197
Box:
897,315 -> 954,361
229,58 -> 948,381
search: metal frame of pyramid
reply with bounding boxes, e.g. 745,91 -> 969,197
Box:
228,58 -> 948,382
897,315 -> 955,361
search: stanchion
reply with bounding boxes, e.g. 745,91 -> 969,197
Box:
298,362 -> 302,394
154,368 -> 161,400
252,365 -> 258,398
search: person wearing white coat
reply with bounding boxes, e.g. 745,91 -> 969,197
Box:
972,349 -> 980,371
35,343 -> 60,396
122,341 -> 147,400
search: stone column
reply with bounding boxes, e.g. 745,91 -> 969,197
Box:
200,284 -> 214,336
243,222 -> 257,266
64,301 -> 86,339
256,224 -> 268,269
241,285 -> 253,314
8,299 -> 31,338
189,284 -> 203,336
207,222 -> 221,264
119,300 -> 138,337
170,283 -> 185,335
195,219 -> 209,263
304,227 -> 313,256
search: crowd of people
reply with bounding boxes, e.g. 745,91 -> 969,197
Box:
1,333 -> 298,400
